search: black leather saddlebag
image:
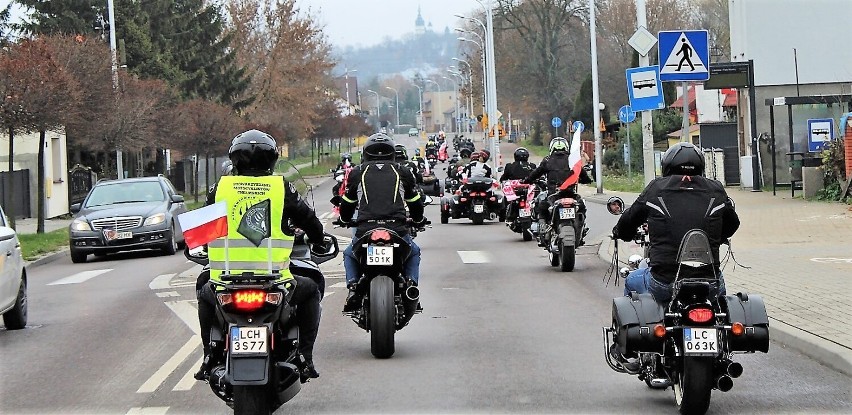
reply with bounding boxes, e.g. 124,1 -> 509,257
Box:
722,293 -> 770,353
612,293 -> 665,356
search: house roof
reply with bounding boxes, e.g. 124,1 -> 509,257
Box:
666,124 -> 701,137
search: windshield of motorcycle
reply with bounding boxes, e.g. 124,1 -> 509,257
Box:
675,229 -> 715,274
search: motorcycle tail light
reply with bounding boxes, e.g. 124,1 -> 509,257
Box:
232,290 -> 266,311
653,324 -> 666,338
687,308 -> 714,323
731,322 -> 744,336
460,197 -> 468,202
489,197 -> 496,201
559,198 -> 576,207
519,201 -> 526,208
370,229 -> 392,242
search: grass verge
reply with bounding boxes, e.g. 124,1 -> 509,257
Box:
600,174 -> 645,193
19,228 -> 69,261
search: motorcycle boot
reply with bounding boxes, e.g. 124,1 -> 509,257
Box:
300,358 -> 320,382
343,284 -> 360,313
609,343 -> 640,372
194,353 -> 213,381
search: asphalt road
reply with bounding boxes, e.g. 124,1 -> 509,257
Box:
1,136 -> 850,414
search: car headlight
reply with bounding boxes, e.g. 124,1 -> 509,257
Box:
71,219 -> 92,231
143,213 -> 166,226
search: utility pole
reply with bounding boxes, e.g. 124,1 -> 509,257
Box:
637,0 -> 656,185
590,0 -> 604,194
107,0 -> 122,179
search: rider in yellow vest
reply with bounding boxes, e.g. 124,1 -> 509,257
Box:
196,130 -> 328,381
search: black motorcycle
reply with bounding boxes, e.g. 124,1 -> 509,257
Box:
539,191 -> 586,272
343,221 -> 428,358
440,176 -> 504,225
186,232 -> 339,415
603,197 -> 769,415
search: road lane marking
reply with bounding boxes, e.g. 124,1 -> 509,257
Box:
149,273 -> 176,290
126,407 -> 169,414
47,269 -> 113,285
165,300 -> 201,335
155,291 -> 180,298
172,356 -> 202,391
137,335 -> 199,393
457,251 -> 490,264
329,282 -> 347,288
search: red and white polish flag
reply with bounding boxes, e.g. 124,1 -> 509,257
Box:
177,202 -> 228,249
559,124 -> 585,190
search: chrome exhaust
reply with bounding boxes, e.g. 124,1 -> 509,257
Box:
727,361 -> 743,378
405,285 -> 420,302
716,374 -> 733,392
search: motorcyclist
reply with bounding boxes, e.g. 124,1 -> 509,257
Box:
339,134 -> 427,312
395,144 -> 422,184
411,148 -> 426,171
462,150 -> 493,178
522,137 -> 592,235
335,153 -> 353,171
196,129 -> 328,381
425,139 -> 438,158
499,147 -> 537,181
614,142 -> 739,304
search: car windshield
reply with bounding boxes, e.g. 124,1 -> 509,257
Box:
85,181 -> 165,207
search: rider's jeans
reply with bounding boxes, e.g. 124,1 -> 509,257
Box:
624,267 -> 727,304
344,234 -> 421,286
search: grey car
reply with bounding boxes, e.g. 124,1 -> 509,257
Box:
69,176 -> 187,263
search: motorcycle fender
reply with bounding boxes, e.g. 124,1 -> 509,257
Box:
612,294 -> 665,356
723,294 -> 770,353
558,224 -> 575,243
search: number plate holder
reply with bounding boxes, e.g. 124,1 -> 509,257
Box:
104,230 -> 133,241
559,207 -> 575,220
367,245 -> 394,265
683,327 -> 718,355
473,204 -> 485,213
519,209 -> 530,217
230,326 -> 268,355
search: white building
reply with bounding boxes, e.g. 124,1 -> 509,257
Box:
0,129 -> 69,219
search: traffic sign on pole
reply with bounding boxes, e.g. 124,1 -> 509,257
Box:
658,30 -> 709,82
551,117 -> 562,128
626,66 -> 665,112
572,120 -> 584,132
618,105 -> 636,123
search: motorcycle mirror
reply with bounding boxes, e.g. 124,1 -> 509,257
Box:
606,196 -> 624,215
183,246 -> 209,265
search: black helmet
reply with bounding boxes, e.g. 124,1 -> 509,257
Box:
362,133 -> 396,162
394,144 -> 408,162
514,147 -> 529,162
341,152 -> 352,162
228,130 -> 279,175
661,142 -> 705,176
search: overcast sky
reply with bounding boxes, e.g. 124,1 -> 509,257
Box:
298,0 -> 479,48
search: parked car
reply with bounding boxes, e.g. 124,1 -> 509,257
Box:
69,176 -> 187,263
408,128 -> 419,137
0,204 -> 26,330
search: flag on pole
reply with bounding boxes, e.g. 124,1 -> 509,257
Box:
177,202 -> 228,249
559,124 -> 585,190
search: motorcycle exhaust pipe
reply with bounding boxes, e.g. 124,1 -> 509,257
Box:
726,361 -> 744,379
716,374 -> 734,392
405,285 -> 420,302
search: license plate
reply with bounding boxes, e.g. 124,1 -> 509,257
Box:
103,230 -> 133,241
473,205 -> 484,213
559,207 -> 575,220
367,245 -> 393,265
683,327 -> 718,355
230,326 -> 268,354
519,209 -> 530,217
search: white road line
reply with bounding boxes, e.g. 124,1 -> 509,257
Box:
155,291 -> 180,298
329,282 -> 347,288
169,282 -> 198,288
457,250 -> 490,264
137,335 -> 199,393
47,269 -> 113,286
165,300 -> 201,335
172,356 -> 202,391
323,291 -> 336,297
149,274 -> 176,290
126,407 -> 169,415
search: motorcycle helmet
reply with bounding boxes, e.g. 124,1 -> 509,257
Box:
341,153 -> 352,163
514,147 -> 530,162
362,133 -> 396,162
661,142 -> 705,176
549,137 -> 569,154
220,160 -> 234,176
480,149 -> 491,162
414,148 -> 421,157
470,151 -> 481,162
394,144 -> 408,162
228,130 -> 279,175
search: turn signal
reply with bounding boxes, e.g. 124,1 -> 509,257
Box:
731,322 -> 745,336
233,290 -> 266,311
653,324 -> 667,338
688,308 -> 714,323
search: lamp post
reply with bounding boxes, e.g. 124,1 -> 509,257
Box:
457,36 -> 487,123
366,89 -> 380,131
442,76 -> 460,136
425,79 -> 442,133
452,58 -> 475,135
385,86 -> 399,134
471,0 -> 500,168
343,67 -> 358,115
106,0 -> 123,178
411,83 -> 424,133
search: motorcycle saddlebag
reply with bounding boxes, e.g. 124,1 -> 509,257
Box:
722,293 -> 770,353
612,293 -> 665,356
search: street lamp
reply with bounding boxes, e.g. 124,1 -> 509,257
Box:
385,86 -> 399,133
466,1 -> 499,168
366,89 -> 380,131
425,79 -> 442,133
411,83 -> 424,133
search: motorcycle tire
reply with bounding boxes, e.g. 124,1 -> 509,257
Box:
674,357 -> 714,415
548,245 -> 560,267
559,241 -> 575,272
471,212 -> 484,225
522,229 -> 533,241
233,384 -> 272,415
369,276 -> 396,358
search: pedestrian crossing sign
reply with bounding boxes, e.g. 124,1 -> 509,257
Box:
658,30 -> 709,82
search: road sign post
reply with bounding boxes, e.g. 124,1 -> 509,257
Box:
626,66 -> 665,112
619,105 -> 636,178
658,30 -> 710,82
551,117 -> 562,138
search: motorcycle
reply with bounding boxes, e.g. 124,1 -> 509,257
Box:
602,197 -> 769,415
537,190 -> 587,272
440,176 -> 504,225
186,231 -> 339,415
426,153 -> 438,170
437,142 -> 449,163
340,219 -> 430,358
501,179 -> 536,241
418,161 -> 442,197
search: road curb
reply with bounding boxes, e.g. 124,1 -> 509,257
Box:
25,248 -> 70,268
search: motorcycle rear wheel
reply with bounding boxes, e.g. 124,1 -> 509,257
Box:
233,385 -> 272,415
471,212 -> 484,225
559,241 -> 575,272
370,276 -> 396,358
674,357 -> 714,415
522,229 -> 533,241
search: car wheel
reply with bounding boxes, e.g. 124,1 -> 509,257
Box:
3,275 -> 27,330
70,248 -> 87,264
162,224 -> 178,255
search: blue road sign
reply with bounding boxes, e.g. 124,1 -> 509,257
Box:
618,105 -> 636,123
572,120 -> 584,132
658,30 -> 709,82
626,66 -> 665,112
551,117 -> 562,128
807,118 -> 834,152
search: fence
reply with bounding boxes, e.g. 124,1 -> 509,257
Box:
0,169 -> 31,218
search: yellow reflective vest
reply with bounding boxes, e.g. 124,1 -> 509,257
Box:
207,176 -> 294,284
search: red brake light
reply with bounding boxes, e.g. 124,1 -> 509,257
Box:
370,229 -> 392,242
688,308 -> 714,323
519,201 -> 525,208
233,290 -> 266,311
560,198 -> 575,207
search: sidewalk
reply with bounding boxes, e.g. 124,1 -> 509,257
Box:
13,217 -> 72,235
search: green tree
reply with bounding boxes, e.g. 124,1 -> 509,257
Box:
15,0 -> 103,36
572,74 -> 594,129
